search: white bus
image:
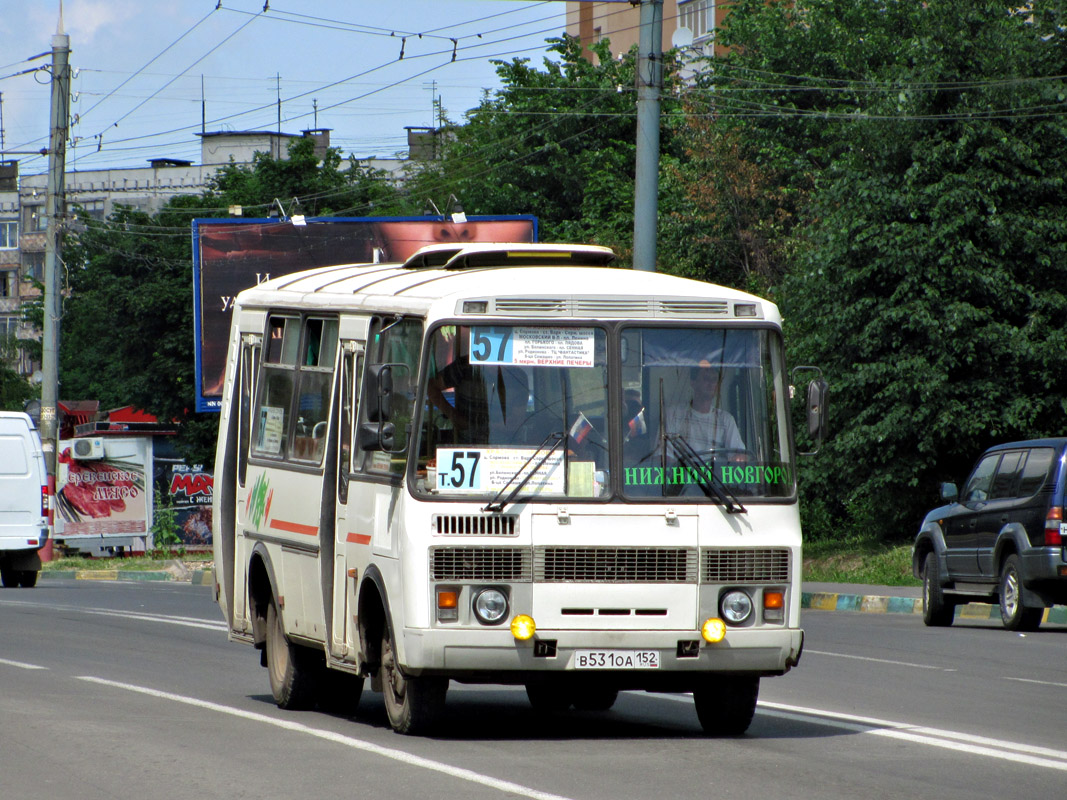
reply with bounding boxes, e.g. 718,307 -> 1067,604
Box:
212,243 -> 822,735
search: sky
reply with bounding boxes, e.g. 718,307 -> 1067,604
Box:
0,0 -> 569,175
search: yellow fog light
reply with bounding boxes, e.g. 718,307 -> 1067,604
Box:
701,617 -> 727,643
511,614 -> 536,640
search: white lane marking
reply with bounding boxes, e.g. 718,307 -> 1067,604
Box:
805,648 -> 948,670
0,657 -> 48,670
760,702 -> 1067,769
1,599 -> 225,632
81,608 -> 226,631
1003,676 -> 1067,689
653,694 -> 1067,770
76,676 -> 577,800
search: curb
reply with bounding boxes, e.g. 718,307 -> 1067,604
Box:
41,568 -> 215,586
802,590 -> 1067,625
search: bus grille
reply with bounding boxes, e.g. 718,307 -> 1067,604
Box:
535,547 -> 697,583
702,548 -> 790,584
433,514 -> 518,536
429,547 -> 532,582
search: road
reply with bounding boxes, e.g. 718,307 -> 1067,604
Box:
2,581 -> 1065,800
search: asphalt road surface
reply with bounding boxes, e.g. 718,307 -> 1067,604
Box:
2,580 -> 1065,800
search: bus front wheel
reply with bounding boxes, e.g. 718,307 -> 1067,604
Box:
380,626 -> 446,734
693,675 -> 759,736
265,599 -> 317,710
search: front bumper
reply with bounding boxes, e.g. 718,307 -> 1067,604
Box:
399,625 -> 804,681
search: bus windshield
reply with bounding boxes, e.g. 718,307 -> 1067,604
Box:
620,326 -> 794,500
413,323 -> 795,502
417,324 -> 610,499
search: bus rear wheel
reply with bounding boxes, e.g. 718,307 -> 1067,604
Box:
380,626 -> 446,735
693,675 -> 759,736
265,599 -> 317,710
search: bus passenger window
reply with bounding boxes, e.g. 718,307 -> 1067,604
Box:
253,370 -> 293,457
265,316 -> 300,365
293,371 -> 331,461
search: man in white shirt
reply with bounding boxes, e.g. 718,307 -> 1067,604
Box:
665,362 -> 745,453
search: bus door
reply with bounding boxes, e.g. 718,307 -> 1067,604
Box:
331,337 -> 365,661
348,317 -> 423,562
230,327 -> 261,634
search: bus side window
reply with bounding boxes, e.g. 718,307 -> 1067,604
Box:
364,317 -> 422,475
292,318 -> 338,463
252,370 -> 294,458
250,314 -> 310,462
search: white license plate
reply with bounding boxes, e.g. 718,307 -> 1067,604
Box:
574,650 -> 660,669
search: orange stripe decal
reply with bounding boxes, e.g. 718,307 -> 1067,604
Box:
270,519 -> 318,536
346,532 -> 372,545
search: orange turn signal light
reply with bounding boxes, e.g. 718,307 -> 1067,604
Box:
763,590 -> 784,609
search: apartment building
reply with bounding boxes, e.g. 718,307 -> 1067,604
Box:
565,0 -> 726,58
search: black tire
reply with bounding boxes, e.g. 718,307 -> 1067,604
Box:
380,625 -> 447,734
999,554 -> 1043,632
922,552 -> 955,627
18,570 -> 38,588
525,681 -> 573,713
693,675 -> 759,736
0,569 -> 16,588
573,684 -> 618,712
265,600 -> 317,710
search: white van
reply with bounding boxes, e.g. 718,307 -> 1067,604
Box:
0,411 -> 49,588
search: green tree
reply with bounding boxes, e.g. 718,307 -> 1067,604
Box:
59,137 -> 407,465
707,0 -> 1067,539
406,35 -> 684,256
207,135 -> 409,217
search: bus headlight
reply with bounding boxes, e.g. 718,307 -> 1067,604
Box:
472,588 -> 509,625
720,590 -> 753,625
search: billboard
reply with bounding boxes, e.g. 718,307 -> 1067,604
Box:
156,460 -> 213,547
55,437 -> 150,541
192,215 -> 537,412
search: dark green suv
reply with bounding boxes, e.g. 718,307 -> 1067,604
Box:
912,438 -> 1067,630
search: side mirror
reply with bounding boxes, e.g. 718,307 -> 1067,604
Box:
807,378 -> 829,440
364,364 -> 395,422
791,366 -> 828,456
358,421 -> 396,452
940,482 -> 958,503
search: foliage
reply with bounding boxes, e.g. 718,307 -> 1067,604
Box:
707,0 -> 1067,539
59,137 -> 407,466
206,135 -> 409,217
803,538 -> 917,586
149,487 -> 183,556
59,198 -> 215,464
0,356 -> 36,410
406,35 -> 684,255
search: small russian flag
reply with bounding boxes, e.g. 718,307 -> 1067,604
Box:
569,411 -> 595,444
626,408 -> 647,441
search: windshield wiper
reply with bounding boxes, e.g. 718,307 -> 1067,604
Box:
482,432 -> 566,514
664,433 -> 747,514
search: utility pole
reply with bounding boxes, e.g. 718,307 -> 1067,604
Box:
632,0 -> 663,272
40,24 -> 71,479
